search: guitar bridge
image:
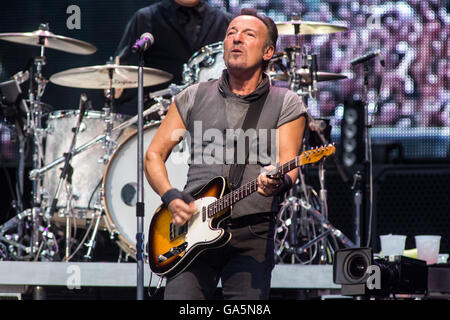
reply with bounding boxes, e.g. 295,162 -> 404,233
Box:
158,242 -> 188,262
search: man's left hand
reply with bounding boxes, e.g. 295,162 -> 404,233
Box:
257,165 -> 283,196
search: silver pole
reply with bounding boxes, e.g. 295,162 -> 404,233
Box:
136,54 -> 145,300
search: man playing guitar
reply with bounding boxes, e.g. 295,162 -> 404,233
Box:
144,9 -> 306,300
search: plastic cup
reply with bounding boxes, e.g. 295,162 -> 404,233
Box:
415,235 -> 441,265
380,234 -> 406,257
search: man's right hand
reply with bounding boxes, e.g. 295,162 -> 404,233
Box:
168,198 -> 197,226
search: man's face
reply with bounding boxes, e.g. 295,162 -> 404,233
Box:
223,15 -> 274,73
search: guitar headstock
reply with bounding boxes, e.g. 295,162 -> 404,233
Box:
299,144 -> 336,166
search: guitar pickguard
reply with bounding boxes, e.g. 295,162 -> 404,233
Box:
184,197 -> 224,251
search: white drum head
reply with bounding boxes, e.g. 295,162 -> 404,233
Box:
102,123 -> 189,257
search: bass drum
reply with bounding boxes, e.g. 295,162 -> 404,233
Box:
102,122 -> 189,258
184,41 -> 225,84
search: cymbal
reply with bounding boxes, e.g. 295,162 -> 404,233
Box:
276,20 -> 348,35
0,29 -> 97,55
49,64 -> 173,89
269,68 -> 347,85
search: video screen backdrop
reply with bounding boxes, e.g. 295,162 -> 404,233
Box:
0,0 -> 449,160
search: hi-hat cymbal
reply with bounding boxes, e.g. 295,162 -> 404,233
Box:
0,29 -> 97,55
269,68 -> 348,85
49,64 -> 173,89
276,20 -> 348,35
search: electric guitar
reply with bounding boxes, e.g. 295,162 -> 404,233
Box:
147,144 -> 335,278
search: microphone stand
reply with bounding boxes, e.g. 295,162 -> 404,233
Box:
47,94 -> 88,260
306,53 -> 351,261
362,62 -> 374,248
350,53 -> 382,248
135,48 -> 145,301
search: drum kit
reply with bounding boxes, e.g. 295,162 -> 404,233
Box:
0,18 -> 353,264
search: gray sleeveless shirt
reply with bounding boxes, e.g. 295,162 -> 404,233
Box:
174,72 -> 306,218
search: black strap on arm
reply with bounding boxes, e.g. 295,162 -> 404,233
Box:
228,90 -> 270,190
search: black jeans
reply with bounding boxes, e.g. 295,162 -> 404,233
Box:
164,213 -> 275,300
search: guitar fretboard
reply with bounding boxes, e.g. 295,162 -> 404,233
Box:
206,156 -> 301,218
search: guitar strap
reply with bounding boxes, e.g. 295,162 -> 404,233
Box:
228,89 -> 270,190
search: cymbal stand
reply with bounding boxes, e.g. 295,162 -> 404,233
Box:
298,197 -> 355,249
78,60 -> 118,261
285,46 -> 302,92
15,118 -> 26,214
275,47 -> 354,264
27,24 -> 50,258
101,59 -> 118,164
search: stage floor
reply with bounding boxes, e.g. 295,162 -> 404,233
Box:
0,261 -> 339,289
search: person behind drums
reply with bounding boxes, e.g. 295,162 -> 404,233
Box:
113,0 -> 232,115
144,9 -> 307,300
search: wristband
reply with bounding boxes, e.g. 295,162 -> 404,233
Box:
161,188 -> 184,207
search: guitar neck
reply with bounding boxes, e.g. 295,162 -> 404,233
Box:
205,144 -> 335,218
206,157 -> 300,218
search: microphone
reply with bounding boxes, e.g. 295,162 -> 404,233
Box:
131,32 -> 154,53
350,50 -> 384,66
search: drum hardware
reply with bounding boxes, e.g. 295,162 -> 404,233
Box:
0,24 -> 97,55
272,18 -> 355,264
47,60 -> 173,164
182,63 -> 195,85
102,58 -> 119,164
29,132 -> 107,181
0,208 -> 57,261
276,175 -> 356,265
149,83 -> 187,99
11,70 -> 30,85
101,122 -> 189,262
39,110 -> 124,211
111,100 -> 170,133
269,65 -> 348,86
49,64 -> 173,89
0,78 -> 30,214
183,42 -> 225,84
275,19 -> 348,36
47,94 -> 90,260
25,24 -> 54,258
0,24 -> 100,261
82,209 -> 103,261
47,94 -> 89,217
277,112 -> 354,264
